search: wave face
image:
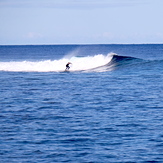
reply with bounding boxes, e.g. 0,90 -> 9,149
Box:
85,54 -> 142,72
0,53 -> 115,72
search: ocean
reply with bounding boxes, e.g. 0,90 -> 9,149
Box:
0,44 -> 163,163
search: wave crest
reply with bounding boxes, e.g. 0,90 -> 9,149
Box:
0,53 -> 114,72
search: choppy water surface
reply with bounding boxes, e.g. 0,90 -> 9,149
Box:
0,44 -> 163,162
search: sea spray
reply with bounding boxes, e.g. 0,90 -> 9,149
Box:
0,53 -> 114,72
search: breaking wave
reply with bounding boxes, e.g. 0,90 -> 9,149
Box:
0,53 -> 141,72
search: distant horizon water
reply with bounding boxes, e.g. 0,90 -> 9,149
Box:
1,43 -> 163,46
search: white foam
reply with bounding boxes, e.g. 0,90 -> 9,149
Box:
0,53 -> 115,72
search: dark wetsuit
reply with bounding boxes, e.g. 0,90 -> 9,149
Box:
66,63 -> 70,70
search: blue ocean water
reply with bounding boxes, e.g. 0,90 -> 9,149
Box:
0,44 -> 163,163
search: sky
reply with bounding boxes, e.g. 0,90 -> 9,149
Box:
0,0 -> 163,45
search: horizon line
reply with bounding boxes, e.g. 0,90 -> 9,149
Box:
0,43 -> 163,46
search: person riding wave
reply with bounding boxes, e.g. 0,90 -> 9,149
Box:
65,62 -> 72,71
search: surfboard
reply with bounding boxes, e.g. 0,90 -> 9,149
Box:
64,69 -> 70,72
60,69 -> 70,73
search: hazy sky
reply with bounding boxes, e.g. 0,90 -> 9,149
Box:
0,0 -> 163,45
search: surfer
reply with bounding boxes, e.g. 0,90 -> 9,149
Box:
65,62 -> 72,71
